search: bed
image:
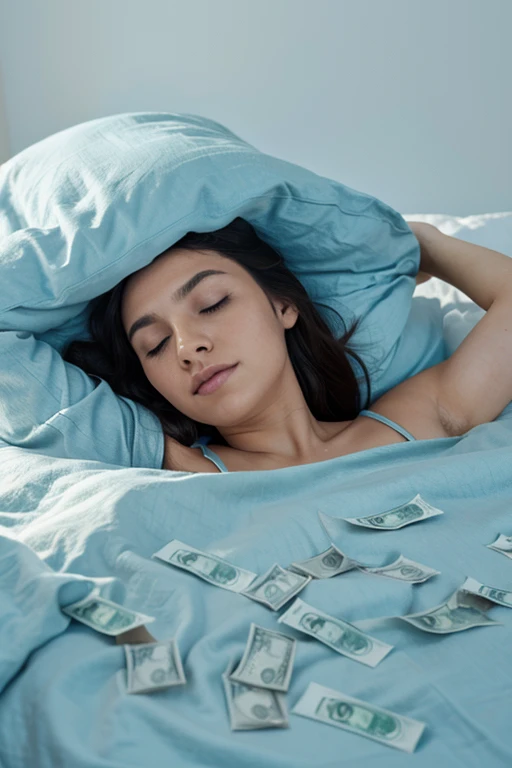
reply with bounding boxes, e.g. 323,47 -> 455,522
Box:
0,112 -> 511,767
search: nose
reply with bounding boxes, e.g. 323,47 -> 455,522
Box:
175,328 -> 212,365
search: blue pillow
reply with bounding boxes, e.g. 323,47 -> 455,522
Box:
0,112 -> 444,468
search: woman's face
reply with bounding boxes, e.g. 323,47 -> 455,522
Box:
121,248 -> 298,429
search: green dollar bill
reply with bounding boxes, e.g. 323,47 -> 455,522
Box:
152,539 -> 257,593
125,638 -> 186,693
62,588 -> 155,637
358,554 -> 440,583
460,576 -> 512,608
278,597 -> 393,667
487,534 -> 512,560
241,563 -> 311,610
400,597 -> 502,633
344,493 -> 444,530
290,546 -> 358,578
292,682 -> 426,753
446,586 -> 493,613
229,623 -> 297,692
222,658 -> 288,730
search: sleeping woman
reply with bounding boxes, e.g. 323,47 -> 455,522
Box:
63,217 -> 512,474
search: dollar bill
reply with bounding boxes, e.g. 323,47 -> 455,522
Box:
152,540 -> 257,593
229,623 -> 297,693
222,658 -> 289,730
399,597 -> 502,633
289,546 -> 358,578
460,576 -> 512,608
358,554 -> 440,583
446,586 -> 494,613
278,597 -> 393,667
115,625 -> 157,645
241,564 -> 311,610
344,493 -> 444,530
125,638 -> 186,693
487,533 -> 512,560
62,587 -> 155,637
292,681 -> 426,753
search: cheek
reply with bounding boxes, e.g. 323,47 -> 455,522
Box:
142,363 -> 182,405
234,302 -> 283,345
229,309 -> 289,385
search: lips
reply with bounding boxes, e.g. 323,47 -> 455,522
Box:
194,364 -> 238,396
192,363 -> 238,394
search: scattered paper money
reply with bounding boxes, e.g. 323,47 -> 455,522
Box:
229,623 -> 297,693
292,681 -> 426,753
152,539 -> 257,593
460,576 -> 512,608
222,658 -> 289,730
446,586 -> 494,613
241,564 -> 311,610
399,597 -> 502,634
125,638 -> 186,693
278,597 -> 393,667
116,625 -> 157,645
62,587 -> 155,637
487,534 -> 512,560
289,546 -> 358,578
358,554 -> 440,583
344,494 -> 444,530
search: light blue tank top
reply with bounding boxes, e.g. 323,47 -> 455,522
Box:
190,409 -> 416,473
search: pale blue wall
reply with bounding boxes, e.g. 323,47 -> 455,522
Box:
0,0 -> 510,216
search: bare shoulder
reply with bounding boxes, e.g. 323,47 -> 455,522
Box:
367,364 -> 465,440
162,433 -> 218,473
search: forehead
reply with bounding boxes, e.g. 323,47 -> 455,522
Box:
129,247 -> 230,287
121,248 -> 239,319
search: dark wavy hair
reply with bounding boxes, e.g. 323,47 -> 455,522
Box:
63,217 -> 373,457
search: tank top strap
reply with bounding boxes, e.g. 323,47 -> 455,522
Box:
190,436 -> 230,473
359,409 -> 416,442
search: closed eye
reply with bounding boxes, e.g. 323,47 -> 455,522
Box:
146,295 -> 231,358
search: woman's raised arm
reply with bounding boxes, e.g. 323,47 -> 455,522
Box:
409,221 -> 512,310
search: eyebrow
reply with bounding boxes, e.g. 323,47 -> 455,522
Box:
127,269 -> 227,344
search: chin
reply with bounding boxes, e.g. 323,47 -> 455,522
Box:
198,394 -> 251,426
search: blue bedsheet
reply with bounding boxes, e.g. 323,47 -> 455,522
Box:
1,404 -> 512,768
